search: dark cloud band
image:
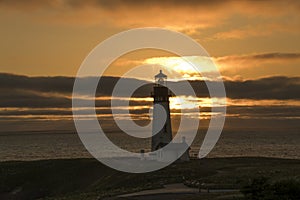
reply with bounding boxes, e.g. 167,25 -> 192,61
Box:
1,73 -> 300,108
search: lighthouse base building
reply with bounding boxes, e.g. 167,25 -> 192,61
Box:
154,139 -> 190,162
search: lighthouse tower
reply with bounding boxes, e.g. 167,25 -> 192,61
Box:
151,70 -> 173,151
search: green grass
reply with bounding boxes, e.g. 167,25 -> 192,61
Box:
0,157 -> 299,199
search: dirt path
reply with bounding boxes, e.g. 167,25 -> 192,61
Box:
113,183 -> 240,200
118,183 -> 198,198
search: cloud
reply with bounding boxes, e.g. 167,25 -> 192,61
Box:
0,73 -> 153,108
213,52 -> 300,75
0,0 -> 234,10
211,22 -> 300,40
212,26 -> 271,40
1,73 -> 300,110
225,105 -> 300,120
1,0 -> 299,31
1,0 -> 299,11
224,76 -> 300,100
0,0 -> 229,28
113,53 -> 300,80
1,73 -> 299,129
0,88 -> 70,108
216,52 -> 300,63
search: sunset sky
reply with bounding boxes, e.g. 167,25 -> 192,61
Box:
0,0 -> 299,79
0,0 -> 300,136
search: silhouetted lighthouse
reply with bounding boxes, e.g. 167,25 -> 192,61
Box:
151,70 -> 172,151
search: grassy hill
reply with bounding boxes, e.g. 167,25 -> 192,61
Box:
0,157 -> 299,199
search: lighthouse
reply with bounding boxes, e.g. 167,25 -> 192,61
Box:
151,70 -> 173,151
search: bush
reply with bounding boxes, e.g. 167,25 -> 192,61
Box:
242,177 -> 300,200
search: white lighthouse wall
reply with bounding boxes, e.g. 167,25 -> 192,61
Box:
152,101 -> 173,150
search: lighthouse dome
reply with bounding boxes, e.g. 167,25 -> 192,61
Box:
155,70 -> 167,78
155,70 -> 167,86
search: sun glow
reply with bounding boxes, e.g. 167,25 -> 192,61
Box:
169,96 -> 200,110
143,56 -> 219,80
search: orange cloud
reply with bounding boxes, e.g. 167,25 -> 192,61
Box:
110,52 -> 300,80
213,52 -> 300,79
1,0 -> 299,31
211,23 -> 300,40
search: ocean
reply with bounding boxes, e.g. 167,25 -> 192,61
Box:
1,128 -> 299,161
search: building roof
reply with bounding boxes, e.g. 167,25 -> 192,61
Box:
156,142 -> 190,151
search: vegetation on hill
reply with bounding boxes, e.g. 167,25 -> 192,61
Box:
242,177 -> 300,200
0,157 -> 299,200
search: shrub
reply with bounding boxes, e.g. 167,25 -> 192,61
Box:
242,177 -> 300,200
